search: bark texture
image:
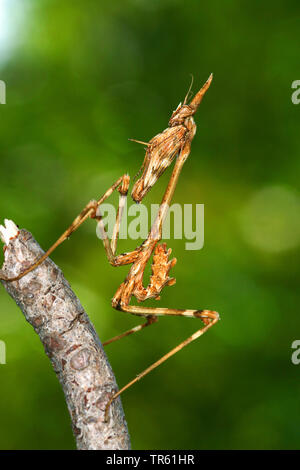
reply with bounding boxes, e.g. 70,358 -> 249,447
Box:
0,229 -> 131,450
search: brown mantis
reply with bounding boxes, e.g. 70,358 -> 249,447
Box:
0,74 -> 220,422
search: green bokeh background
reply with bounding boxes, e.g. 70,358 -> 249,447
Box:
0,0 -> 299,450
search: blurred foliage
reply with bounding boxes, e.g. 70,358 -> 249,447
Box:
0,0 -> 300,450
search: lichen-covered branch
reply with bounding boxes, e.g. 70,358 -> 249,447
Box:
0,225 -> 131,450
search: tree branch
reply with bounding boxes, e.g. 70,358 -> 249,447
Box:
0,224 -> 131,450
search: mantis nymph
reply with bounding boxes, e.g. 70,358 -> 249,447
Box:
0,74 -> 220,421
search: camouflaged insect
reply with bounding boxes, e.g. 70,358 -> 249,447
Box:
0,74 -> 219,423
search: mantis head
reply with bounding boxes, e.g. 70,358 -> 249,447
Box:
131,74 -> 213,203
168,73 -> 213,127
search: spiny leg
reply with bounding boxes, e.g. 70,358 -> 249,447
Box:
104,305 -> 219,422
95,174 -> 133,265
111,176 -> 129,255
0,174 -> 131,282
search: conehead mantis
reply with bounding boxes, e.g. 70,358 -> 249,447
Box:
0,74 -> 220,422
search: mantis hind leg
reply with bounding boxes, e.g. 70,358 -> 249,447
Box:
104,305 -> 219,422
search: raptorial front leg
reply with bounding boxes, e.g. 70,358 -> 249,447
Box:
104,305 -> 220,422
111,175 -> 130,255
95,174 -> 137,266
